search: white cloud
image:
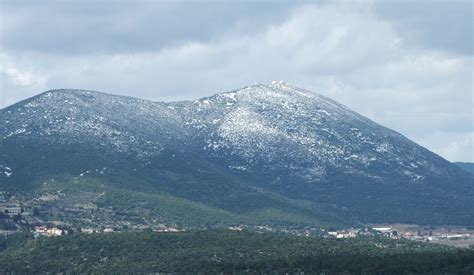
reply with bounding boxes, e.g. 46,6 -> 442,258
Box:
0,61 -> 46,87
415,131 -> 474,163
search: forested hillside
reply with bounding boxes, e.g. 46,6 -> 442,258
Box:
0,230 -> 473,273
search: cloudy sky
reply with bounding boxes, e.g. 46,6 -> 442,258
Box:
0,0 -> 472,162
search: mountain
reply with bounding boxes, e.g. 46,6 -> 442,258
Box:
454,162 -> 474,175
1,83 -> 473,227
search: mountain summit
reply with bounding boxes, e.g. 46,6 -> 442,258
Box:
1,84 -> 473,227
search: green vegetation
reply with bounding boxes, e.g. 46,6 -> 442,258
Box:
0,231 -> 33,252
40,176 -> 243,227
32,175 -> 342,228
0,230 -> 473,273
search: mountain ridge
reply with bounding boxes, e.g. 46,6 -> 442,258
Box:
1,83 -> 473,227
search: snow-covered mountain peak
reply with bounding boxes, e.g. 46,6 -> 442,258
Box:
1,84 -> 473,226
33,88 -> 104,102
11,89 -> 112,112
234,82 -> 318,98
187,83 -> 333,117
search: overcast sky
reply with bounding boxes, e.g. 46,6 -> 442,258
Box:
0,0 -> 472,162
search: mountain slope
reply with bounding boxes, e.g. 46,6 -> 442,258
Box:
1,84 -> 473,227
455,162 -> 474,175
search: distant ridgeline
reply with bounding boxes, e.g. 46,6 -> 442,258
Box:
1,83 -> 473,228
455,162 -> 474,175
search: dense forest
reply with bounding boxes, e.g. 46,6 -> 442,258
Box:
0,230 -> 473,273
